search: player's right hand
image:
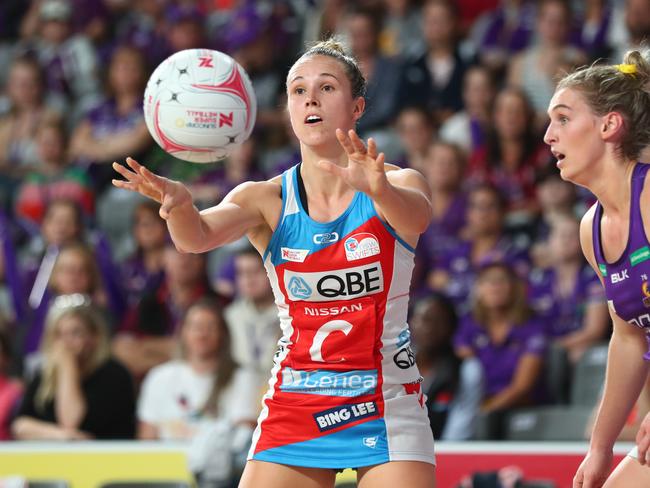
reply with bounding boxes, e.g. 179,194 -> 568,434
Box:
112,157 -> 192,219
573,449 -> 613,488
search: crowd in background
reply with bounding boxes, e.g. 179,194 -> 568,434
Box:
0,0 -> 648,484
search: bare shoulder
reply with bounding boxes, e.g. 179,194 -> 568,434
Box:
384,164 -> 430,194
224,177 -> 282,206
580,202 -> 599,274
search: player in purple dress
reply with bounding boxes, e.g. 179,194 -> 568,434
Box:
544,50 -> 650,487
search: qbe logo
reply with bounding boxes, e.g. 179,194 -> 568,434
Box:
284,262 -> 384,302
313,401 -> 378,432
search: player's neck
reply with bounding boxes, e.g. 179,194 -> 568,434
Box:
300,149 -> 352,199
588,157 -> 636,218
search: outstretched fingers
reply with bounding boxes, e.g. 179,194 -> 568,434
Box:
348,129 -> 367,154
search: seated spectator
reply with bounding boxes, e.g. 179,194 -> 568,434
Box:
0,56 -> 60,207
379,0 -> 426,59
225,246 -> 279,391
429,183 -> 530,316
12,295 -> 136,440
529,215 -> 610,364
507,0 -> 586,124
138,298 -> 259,440
69,44 -> 152,192
0,324 -> 22,440
415,142 -> 467,296
120,200 -> 167,307
410,293 -> 462,439
15,117 -> 94,226
467,87 -> 552,227
576,0 -> 612,60
454,262 -> 548,417
113,243 -> 217,380
439,65 -> 495,155
393,106 -> 436,172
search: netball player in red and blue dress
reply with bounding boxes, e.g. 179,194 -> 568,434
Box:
544,50 -> 650,487
112,40 -> 436,488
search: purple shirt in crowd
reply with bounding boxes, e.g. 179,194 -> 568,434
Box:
454,314 -> 548,398
120,253 -> 164,307
528,265 -> 605,338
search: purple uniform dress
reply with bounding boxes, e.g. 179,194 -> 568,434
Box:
454,314 -> 548,400
434,238 -> 530,317
592,163 -> 650,360
528,265 -> 605,338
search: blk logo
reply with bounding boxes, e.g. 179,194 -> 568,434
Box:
611,269 -> 629,284
198,56 -> 214,68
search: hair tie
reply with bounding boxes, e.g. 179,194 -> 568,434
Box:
617,63 -> 637,74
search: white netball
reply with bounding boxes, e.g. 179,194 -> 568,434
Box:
143,48 -> 257,163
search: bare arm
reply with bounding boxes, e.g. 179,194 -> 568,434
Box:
112,157 -> 273,253
12,417 -> 91,440
54,348 -> 87,429
137,421 -> 160,440
481,354 -> 544,413
559,301 -> 611,361
72,121 -> 152,162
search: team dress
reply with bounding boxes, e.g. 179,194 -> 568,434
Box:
248,164 -> 436,469
592,162 -> 650,460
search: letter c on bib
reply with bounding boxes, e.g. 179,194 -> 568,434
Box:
310,320 -> 353,362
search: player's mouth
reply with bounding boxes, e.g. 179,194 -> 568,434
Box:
551,149 -> 566,165
305,114 -> 323,125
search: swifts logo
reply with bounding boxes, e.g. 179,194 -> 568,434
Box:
344,233 -> 380,261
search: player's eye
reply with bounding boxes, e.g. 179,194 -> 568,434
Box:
293,87 -> 305,95
322,85 -> 333,92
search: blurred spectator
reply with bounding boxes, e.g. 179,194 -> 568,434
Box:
507,0 -> 586,122
120,200 -> 166,307
469,0 -> 537,78
22,242 -> 111,362
398,0 -> 469,125
0,324 -> 22,440
393,106 -> 436,172
467,87 -> 552,227
138,297 -> 259,440
415,142 -> 467,296
164,4 -> 206,54
225,246 -> 279,391
576,0 -> 613,60
379,0 -> 426,59
0,56 -> 61,208
410,294 -> 462,439
344,6 -> 403,135
69,44 -> 152,192
529,215 -> 609,364
113,243 -> 216,380
608,0 -> 650,63
113,0 -> 170,68
454,262 -> 548,417
12,295 -> 136,440
429,183 -> 530,317
439,64 -> 495,155
15,117 -> 94,226
18,0 -> 102,123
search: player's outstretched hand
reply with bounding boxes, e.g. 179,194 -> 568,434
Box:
319,129 -> 388,198
112,157 -> 192,219
636,411 -> 650,466
573,449 -> 612,488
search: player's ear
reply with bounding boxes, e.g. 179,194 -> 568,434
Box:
601,111 -> 625,141
352,97 -> 365,121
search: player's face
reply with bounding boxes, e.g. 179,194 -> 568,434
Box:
544,87 -> 605,185
286,55 -> 363,149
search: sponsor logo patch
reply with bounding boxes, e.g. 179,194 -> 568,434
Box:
313,401 -> 378,432
281,247 -> 309,263
280,368 -> 377,397
284,263 -> 383,302
313,232 -> 339,245
344,233 -> 380,261
363,436 -> 378,448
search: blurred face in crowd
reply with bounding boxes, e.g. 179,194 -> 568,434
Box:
423,143 -> 464,191
51,248 -> 95,295
168,20 -> 204,52
109,47 -> 146,96
422,1 -> 456,47
54,312 -> 97,360
466,187 -> 504,237
182,305 -> 221,360
37,125 -> 66,166
476,265 -> 515,310
537,175 -> 575,212
7,61 -> 43,110
133,205 -> 167,252
40,18 -> 71,45
494,89 -> 530,141
347,12 -> 379,58
42,201 -> 82,246
625,0 -> 650,41
235,252 -> 272,303
410,298 -> 455,355
395,108 -> 435,157
163,246 -> 205,288
537,0 -> 571,46
548,216 -> 581,263
463,67 -> 494,118
226,139 -> 255,177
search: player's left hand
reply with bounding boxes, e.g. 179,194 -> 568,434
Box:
636,411 -> 650,465
319,129 -> 388,198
